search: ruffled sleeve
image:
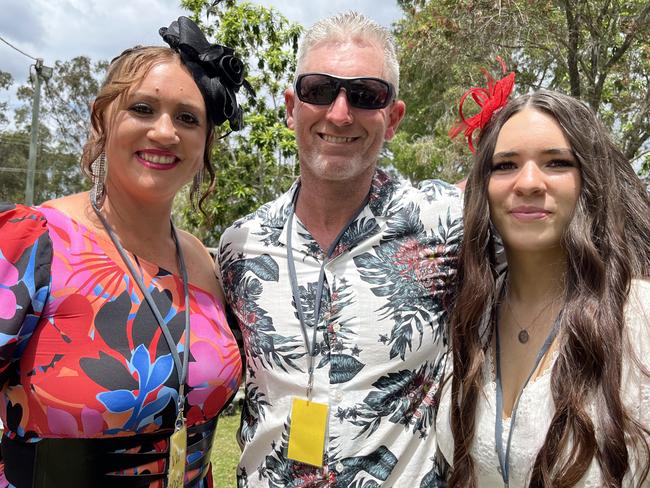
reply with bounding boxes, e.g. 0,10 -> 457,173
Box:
0,203 -> 52,376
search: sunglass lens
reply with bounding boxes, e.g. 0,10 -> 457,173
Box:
348,79 -> 391,109
298,75 -> 339,105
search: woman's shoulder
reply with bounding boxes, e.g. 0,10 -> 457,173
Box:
41,193 -> 93,223
630,278 -> 650,296
177,229 -> 225,304
177,229 -> 211,263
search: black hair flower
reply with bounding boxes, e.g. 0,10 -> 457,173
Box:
160,16 -> 254,131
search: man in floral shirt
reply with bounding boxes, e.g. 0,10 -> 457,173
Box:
218,11 -> 462,487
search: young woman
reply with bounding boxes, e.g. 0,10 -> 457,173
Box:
437,89 -> 650,486
0,17 -> 249,487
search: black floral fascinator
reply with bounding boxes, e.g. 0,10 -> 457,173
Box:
160,16 -> 254,131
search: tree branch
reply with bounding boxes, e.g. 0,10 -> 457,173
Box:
559,0 -> 582,97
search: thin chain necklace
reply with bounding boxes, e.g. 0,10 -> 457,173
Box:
504,292 -> 560,344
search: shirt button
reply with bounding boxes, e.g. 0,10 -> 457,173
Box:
335,461 -> 344,473
332,323 -> 341,333
334,390 -> 343,402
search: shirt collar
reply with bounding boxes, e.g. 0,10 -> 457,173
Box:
265,168 -> 400,231
263,169 -> 401,259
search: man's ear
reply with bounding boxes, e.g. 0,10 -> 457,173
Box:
384,100 -> 406,141
285,88 -> 296,130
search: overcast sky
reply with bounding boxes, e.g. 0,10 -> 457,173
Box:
1,0 -> 403,89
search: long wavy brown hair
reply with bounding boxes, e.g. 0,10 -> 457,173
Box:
449,90 -> 650,487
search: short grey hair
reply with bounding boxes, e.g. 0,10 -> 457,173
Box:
296,11 -> 400,96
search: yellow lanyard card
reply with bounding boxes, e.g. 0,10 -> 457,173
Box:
287,397 -> 329,467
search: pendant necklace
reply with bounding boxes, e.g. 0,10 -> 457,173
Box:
504,293 -> 559,344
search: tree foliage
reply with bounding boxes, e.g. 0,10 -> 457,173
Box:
0,130 -> 80,203
1,57 -> 106,203
14,56 -> 106,153
176,0 -> 302,246
393,0 -> 650,182
0,70 -> 13,128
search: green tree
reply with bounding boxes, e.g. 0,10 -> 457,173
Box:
0,70 -> 13,128
0,129 -> 30,202
0,126 -> 82,204
175,0 -> 302,246
1,57 -> 106,203
14,56 -> 106,152
0,71 -> 22,201
393,0 -> 650,182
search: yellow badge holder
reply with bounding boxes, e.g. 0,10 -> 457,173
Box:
287,397 -> 329,467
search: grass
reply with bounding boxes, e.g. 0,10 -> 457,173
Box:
210,407 -> 242,487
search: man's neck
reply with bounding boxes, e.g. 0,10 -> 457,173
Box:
294,170 -> 375,251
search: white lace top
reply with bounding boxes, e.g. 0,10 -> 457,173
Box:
437,279 -> 650,486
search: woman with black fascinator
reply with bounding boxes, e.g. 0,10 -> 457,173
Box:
436,61 -> 650,486
0,16 -> 250,487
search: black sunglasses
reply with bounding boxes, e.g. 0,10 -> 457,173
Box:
294,73 -> 395,110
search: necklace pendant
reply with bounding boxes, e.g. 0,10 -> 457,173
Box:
518,329 -> 529,344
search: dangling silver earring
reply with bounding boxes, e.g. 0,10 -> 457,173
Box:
191,168 -> 204,209
91,152 -> 107,209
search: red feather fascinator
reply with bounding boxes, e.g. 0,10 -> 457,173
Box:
449,57 -> 515,153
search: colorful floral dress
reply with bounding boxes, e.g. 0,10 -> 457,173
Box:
0,203 -> 242,487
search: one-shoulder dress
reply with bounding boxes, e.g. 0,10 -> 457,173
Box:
0,203 -> 243,487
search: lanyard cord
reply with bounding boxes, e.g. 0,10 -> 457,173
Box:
91,200 -> 191,417
286,186 -> 368,400
494,280 -> 561,486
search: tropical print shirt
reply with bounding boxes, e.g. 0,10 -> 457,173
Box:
218,169 -> 463,487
